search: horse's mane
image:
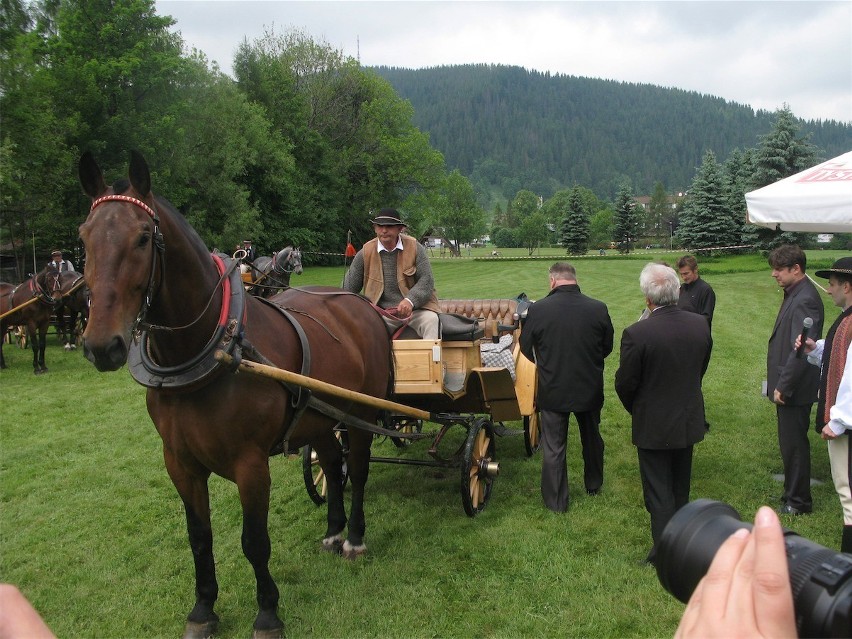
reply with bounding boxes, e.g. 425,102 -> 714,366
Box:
110,177 -> 209,256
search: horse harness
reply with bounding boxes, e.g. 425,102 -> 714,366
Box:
101,193 -> 407,450
10,272 -> 60,307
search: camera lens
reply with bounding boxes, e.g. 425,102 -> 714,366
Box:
657,499 -> 852,638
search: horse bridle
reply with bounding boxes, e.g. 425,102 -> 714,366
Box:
90,194 -> 165,332
272,248 -> 299,275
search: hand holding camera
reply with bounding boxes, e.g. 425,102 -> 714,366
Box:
674,506 -> 796,638
659,500 -> 852,638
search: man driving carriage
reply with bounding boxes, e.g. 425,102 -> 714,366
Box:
343,209 -> 441,339
48,249 -> 75,273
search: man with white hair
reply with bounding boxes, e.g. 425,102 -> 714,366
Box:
615,263 -> 712,566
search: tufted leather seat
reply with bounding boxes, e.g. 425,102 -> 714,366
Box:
439,298 -> 520,339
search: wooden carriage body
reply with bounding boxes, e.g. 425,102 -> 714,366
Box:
390,298 -> 537,423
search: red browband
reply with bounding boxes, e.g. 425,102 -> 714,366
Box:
90,194 -> 158,220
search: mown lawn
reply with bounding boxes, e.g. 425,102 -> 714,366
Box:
0,250 -> 844,638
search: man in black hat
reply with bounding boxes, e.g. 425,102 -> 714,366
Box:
343,209 -> 441,339
797,256 -> 852,550
48,249 -> 75,273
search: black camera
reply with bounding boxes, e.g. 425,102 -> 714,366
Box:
656,499 -> 852,638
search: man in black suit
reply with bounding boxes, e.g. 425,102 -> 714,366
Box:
520,262 -> 614,512
615,263 -> 712,564
676,255 -> 715,328
766,244 -> 824,515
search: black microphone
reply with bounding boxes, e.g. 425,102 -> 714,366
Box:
796,317 -> 814,358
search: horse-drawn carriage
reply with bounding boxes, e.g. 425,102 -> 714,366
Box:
298,296 -> 540,516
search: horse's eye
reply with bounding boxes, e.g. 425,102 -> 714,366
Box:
138,233 -> 151,249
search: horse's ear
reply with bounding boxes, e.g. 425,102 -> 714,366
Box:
128,150 -> 151,197
79,151 -> 107,199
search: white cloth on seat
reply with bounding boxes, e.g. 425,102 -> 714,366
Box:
480,334 -> 516,380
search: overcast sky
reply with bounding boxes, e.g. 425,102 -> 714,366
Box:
156,1 -> 852,123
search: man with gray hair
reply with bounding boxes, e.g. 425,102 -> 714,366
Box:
615,263 -> 712,565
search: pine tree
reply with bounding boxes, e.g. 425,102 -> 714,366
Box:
676,150 -> 740,253
612,184 -> 639,254
560,186 -> 590,255
724,148 -> 756,250
752,105 -> 818,189
749,105 -> 820,250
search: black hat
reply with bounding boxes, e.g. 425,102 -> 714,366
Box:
370,208 -> 405,226
243,239 -> 252,244
815,257 -> 852,279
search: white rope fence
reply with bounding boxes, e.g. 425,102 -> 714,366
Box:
304,243 -> 758,261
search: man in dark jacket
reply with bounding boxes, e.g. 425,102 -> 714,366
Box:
616,263 -> 712,565
676,255 -> 715,328
520,262 -> 614,512
766,244 -> 824,515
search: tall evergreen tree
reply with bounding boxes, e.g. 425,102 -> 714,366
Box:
752,105 -> 818,189
612,184 -> 639,254
559,187 -> 591,255
748,105 -> 821,250
724,148 -> 756,250
676,150 -> 739,252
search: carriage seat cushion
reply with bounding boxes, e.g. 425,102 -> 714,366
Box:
438,299 -> 519,339
438,313 -> 485,342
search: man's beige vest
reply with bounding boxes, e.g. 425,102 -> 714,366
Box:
362,235 -> 441,313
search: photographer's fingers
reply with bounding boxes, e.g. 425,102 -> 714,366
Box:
750,506 -> 797,637
674,527 -> 750,638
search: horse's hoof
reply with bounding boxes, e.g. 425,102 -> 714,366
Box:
33,368 -> 44,375
341,540 -> 367,560
182,619 -> 218,639
321,533 -> 344,554
252,627 -> 283,639
69,344 -> 76,350
64,344 -> 72,351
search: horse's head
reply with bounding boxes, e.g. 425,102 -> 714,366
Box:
273,246 -> 303,276
78,150 -> 161,371
37,264 -> 62,302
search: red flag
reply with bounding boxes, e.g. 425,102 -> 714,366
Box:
345,242 -> 356,258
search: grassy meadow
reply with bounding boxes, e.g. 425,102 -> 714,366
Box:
0,249 -> 846,638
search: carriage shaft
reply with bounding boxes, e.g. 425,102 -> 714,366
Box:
214,350 -> 432,422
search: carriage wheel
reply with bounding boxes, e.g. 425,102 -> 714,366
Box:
460,418 -> 498,517
523,410 -> 542,456
302,430 -> 348,506
15,327 -> 27,349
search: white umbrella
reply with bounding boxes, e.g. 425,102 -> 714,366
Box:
745,151 -> 852,232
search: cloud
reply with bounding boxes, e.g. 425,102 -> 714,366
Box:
157,0 -> 851,122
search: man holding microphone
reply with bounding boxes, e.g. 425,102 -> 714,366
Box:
766,245 -> 824,516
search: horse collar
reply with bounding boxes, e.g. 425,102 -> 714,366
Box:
127,254 -> 247,391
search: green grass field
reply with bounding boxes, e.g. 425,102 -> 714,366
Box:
0,250 -> 846,638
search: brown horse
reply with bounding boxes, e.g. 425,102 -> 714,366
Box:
55,272 -> 89,350
78,151 -> 392,638
0,265 -> 61,373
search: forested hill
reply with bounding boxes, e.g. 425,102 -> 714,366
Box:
373,64 -> 850,200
